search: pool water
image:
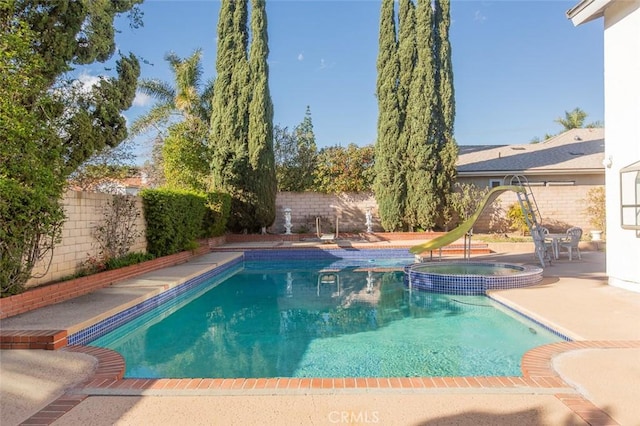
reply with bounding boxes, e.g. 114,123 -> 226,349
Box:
91,259 -> 564,378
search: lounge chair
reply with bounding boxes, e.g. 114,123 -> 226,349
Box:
559,227 -> 582,261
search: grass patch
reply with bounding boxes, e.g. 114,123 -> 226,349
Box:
473,233 -> 533,243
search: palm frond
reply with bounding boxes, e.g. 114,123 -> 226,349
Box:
138,78 -> 176,104
129,103 -> 177,137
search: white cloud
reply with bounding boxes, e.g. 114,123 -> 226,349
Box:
133,91 -> 152,107
297,53 -> 304,61
318,59 -> 335,70
75,71 -> 101,94
474,10 -> 487,22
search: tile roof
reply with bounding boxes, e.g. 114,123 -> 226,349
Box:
457,128 -> 604,174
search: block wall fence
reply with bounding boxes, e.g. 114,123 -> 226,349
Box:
270,187 -> 602,236
26,191 -> 147,288
25,186 -> 602,288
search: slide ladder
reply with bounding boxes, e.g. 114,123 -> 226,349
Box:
508,175 -> 551,267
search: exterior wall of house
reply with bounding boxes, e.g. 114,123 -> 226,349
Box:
456,174 -> 604,234
27,191 -> 147,287
602,1 -> 640,291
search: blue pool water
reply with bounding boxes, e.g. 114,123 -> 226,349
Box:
91,258 -> 565,378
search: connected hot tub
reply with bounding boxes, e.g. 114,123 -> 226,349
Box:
404,262 -> 544,295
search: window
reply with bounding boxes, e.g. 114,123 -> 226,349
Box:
489,179 -> 502,189
620,160 -> 640,230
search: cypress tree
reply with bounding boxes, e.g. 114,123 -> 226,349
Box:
210,0 -> 239,192
248,0 -> 277,232
294,106 -> 318,191
374,0 -> 405,231
404,0 -> 438,230
433,0 -> 458,226
374,0 -> 457,231
397,0 -> 417,133
210,0 -> 252,231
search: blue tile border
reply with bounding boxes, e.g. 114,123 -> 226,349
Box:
488,296 -> 573,342
68,257 -> 243,346
403,262 -> 543,295
242,248 -> 414,261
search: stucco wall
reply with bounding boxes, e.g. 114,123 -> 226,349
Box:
27,191 -> 147,287
603,1 -> 640,291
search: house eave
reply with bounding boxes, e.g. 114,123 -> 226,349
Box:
457,168 -> 604,177
566,0 -> 613,25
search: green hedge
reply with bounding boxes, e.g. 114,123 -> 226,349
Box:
206,192 -> 232,237
141,189 -> 231,257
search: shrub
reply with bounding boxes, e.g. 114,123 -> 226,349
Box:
0,179 -> 64,297
205,192 -> 231,237
584,187 -> 605,232
142,189 -> 231,257
507,203 -> 532,236
92,194 -> 142,262
104,252 -> 155,270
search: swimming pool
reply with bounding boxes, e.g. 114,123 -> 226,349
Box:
90,254 -> 566,378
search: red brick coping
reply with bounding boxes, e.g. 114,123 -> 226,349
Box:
0,242 -> 214,321
20,341 -> 638,425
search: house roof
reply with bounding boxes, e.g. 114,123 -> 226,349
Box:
566,0 -> 613,25
457,128 -> 605,176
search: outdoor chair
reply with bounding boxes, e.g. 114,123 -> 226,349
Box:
559,227 -> 582,261
531,225 -> 553,263
536,226 -> 553,248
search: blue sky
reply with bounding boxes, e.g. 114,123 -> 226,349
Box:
97,0 -> 604,161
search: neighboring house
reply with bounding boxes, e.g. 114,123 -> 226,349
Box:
456,128 -> 605,233
68,172 -> 150,195
567,0 -> 640,292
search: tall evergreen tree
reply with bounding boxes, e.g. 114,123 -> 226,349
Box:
248,0 -> 276,232
374,0 -> 405,231
210,0 -> 252,230
294,106 -> 318,190
397,0 -> 417,132
404,0 -> 438,230
433,0 -> 458,227
374,0 -> 457,231
210,0 -> 237,191
210,0 -> 276,232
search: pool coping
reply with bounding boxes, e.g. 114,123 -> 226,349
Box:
22,341 -> 637,425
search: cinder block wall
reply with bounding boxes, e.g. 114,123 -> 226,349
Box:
25,185 -> 602,287
270,192 -> 380,234
26,191 -> 147,287
272,186 -> 602,236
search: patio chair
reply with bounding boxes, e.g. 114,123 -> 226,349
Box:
559,227 -> 582,261
531,225 -> 553,264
